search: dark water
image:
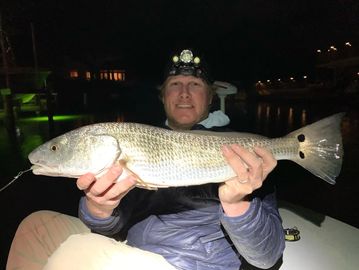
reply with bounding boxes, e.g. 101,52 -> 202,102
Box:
0,96 -> 358,267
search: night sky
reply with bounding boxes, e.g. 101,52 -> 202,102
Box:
1,0 -> 359,84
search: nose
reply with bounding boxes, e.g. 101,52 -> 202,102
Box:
179,85 -> 191,99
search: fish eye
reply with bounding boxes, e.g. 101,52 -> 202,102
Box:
51,145 -> 58,151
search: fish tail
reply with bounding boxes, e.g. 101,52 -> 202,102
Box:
286,113 -> 345,184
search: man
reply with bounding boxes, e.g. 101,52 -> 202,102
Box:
7,49 -> 285,270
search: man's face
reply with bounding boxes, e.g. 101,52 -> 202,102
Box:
162,75 -> 212,130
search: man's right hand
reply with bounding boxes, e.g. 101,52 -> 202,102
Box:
76,164 -> 137,219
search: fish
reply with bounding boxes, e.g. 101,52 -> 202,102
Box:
28,113 -> 344,189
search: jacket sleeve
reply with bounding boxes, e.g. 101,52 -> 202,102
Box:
78,188 -> 156,239
220,192 -> 285,269
78,196 -> 127,236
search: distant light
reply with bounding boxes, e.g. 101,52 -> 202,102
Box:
303,75 -> 307,79
69,70 -> 79,78
278,78 -> 281,81
345,42 -> 352,47
330,45 -> 337,51
257,81 -> 262,84
115,72 -> 124,81
267,79 -> 271,83
290,77 -> 294,80
317,49 -> 321,53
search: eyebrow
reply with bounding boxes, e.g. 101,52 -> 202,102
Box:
166,78 -> 205,86
168,80 -> 181,85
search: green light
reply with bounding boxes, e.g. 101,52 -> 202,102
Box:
53,115 -> 84,121
20,115 -> 85,122
21,135 -> 44,157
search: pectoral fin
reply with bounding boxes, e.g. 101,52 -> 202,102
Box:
117,160 -> 158,190
85,134 -> 120,175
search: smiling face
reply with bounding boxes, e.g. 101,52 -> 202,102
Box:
162,75 -> 213,130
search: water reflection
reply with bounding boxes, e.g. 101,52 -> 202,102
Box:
301,109 -> 307,126
234,101 -> 313,137
229,100 -> 356,139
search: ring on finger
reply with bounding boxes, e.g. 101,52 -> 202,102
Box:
239,178 -> 248,184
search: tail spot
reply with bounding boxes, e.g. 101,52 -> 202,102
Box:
299,151 -> 305,159
297,134 -> 305,142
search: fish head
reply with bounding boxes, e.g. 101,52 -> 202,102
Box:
28,129 -> 120,178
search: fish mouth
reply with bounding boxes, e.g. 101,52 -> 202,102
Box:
31,163 -> 61,176
30,163 -> 82,178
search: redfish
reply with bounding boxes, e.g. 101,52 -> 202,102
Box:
29,113 -> 344,188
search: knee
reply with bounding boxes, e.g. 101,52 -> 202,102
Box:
16,210 -> 63,235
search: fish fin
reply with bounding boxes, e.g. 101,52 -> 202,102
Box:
135,178 -> 158,190
286,113 -> 345,184
117,160 -> 158,190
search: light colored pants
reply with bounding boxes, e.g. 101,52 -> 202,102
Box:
6,211 -> 175,270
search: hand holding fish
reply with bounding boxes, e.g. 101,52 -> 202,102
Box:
76,164 -> 137,218
219,145 -> 277,216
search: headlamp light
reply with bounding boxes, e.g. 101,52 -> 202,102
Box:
179,50 -> 194,63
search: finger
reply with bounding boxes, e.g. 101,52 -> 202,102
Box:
77,173 -> 96,190
221,145 -> 248,175
228,145 -> 267,188
253,147 -> 277,174
105,175 -> 137,200
229,145 -> 263,171
222,145 -> 252,184
90,165 -> 123,196
221,178 -> 253,196
87,176 -> 137,206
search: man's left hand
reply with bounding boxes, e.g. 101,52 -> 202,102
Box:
219,145 -> 277,216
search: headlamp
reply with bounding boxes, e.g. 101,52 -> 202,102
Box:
165,49 -> 212,84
